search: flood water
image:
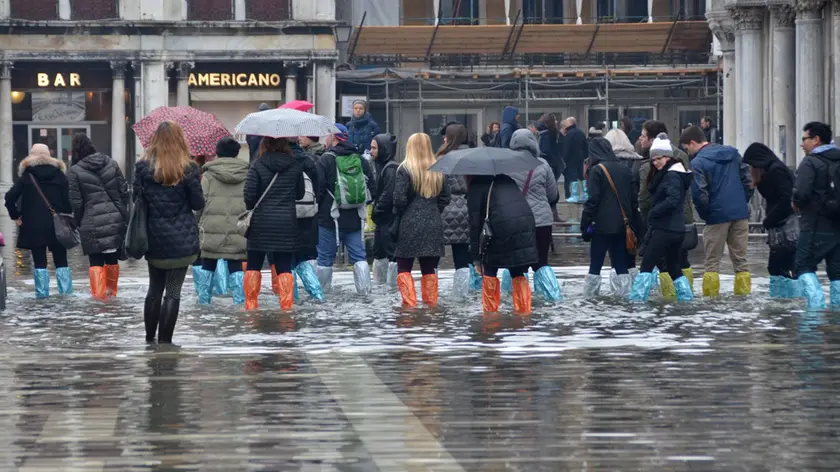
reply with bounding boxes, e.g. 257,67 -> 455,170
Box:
1,218 -> 839,470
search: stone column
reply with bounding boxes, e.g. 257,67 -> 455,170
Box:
0,61 -> 12,197
284,63 -> 298,104
143,61 -> 168,114
708,13 -> 737,146
176,62 -> 193,107
234,0 -> 246,20
0,0 -> 10,19
732,7 -> 764,152
771,6 -> 797,166
110,61 -> 127,172
132,61 -> 144,160
796,0 -> 826,163
315,61 -> 336,120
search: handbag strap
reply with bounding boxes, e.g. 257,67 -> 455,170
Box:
484,180 -> 495,222
522,169 -> 534,196
253,173 -> 279,212
29,174 -> 56,215
597,164 -> 629,223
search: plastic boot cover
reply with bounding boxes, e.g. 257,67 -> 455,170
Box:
421,274 -> 439,307
629,272 -> 654,302
512,276 -> 532,314
295,261 -> 324,302
278,273 -> 295,310
214,259 -> 229,296
534,266 -> 563,301
228,271 -> 245,305
650,267 -> 660,292
583,274 -> 602,298
628,268 -> 639,285
105,264 -> 119,297
702,272 -> 720,297
372,258 -> 389,284
734,272 -> 752,296
157,298 -> 180,344
673,276 -> 694,302
191,265 -> 205,294
244,271 -> 262,311
789,277 -> 804,298
316,265 -> 333,294
681,268 -> 694,294
831,280 -> 840,307
501,269 -> 513,295
611,273 -> 632,297
580,180 -> 589,201
567,181 -> 580,203
34,269 -> 49,299
659,273 -> 676,299
386,262 -> 398,288
799,273 -> 825,309
452,268 -> 471,299
56,267 -> 73,295
769,275 -> 785,298
397,273 -> 417,308
482,276 -> 501,313
89,267 -> 107,300
469,264 -> 483,291
195,267 -> 214,305
353,261 -> 372,295
144,296 -> 161,342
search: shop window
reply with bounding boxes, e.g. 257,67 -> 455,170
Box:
188,0 -> 234,21
523,0 -> 564,24
10,0 -> 58,20
246,0 -> 290,21
439,0 -> 479,25
71,0 -> 117,20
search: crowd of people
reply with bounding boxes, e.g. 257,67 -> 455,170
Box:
4,95 -> 840,343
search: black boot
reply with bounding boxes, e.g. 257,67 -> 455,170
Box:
144,296 -> 162,343
157,298 -> 180,344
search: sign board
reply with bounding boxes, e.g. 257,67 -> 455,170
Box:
340,95 -> 367,118
32,92 -> 86,122
188,72 -> 282,88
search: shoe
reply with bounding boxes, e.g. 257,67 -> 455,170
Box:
566,181 -> 580,203
702,272 -> 720,297
244,270 -> 262,310
469,264 -> 483,291
799,273 -> 825,309
453,267 -> 471,299
105,264 -> 120,297
56,267 -> 72,295
88,267 -> 107,300
629,272 -> 654,302
228,271 -> 245,305
734,272 -> 751,296
277,273 -> 294,310
583,274 -> 601,297
316,265 -> 333,293
372,258 -> 389,284
659,272 -> 676,299
674,276 -> 694,301
144,295 -> 161,342
611,273 -> 632,297
533,266 -> 563,301
34,268 -> 49,299
157,298 -> 180,343
681,268 -> 694,295
769,275 -> 785,298
270,264 -> 280,295
421,274 -> 438,307
831,280 -> 840,307
482,276 -> 501,313
195,266 -> 214,305
295,261 -> 324,302
512,276 -> 531,314
580,180 -> 589,201
214,259 -> 229,296
353,261 -> 372,295
397,272 -> 417,308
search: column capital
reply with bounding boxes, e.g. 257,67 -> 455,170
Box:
0,61 -> 12,80
110,61 -> 128,79
131,61 -> 142,77
730,6 -> 764,31
770,5 -> 797,27
707,13 -> 737,51
795,0 -> 826,19
177,61 -> 194,79
284,63 -> 299,75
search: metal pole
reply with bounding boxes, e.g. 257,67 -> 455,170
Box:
525,70 -> 530,121
418,79 -> 423,118
716,67 -> 721,140
385,79 -> 390,134
605,69 -> 610,127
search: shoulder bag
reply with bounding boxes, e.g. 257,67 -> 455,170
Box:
29,174 -> 80,249
597,164 -> 638,255
479,181 -> 496,261
125,186 -> 149,259
682,224 -> 699,251
521,169 -> 534,196
237,173 -> 278,235
767,215 -> 799,251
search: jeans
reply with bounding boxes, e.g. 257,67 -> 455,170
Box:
640,229 -> 683,281
703,218 -> 749,273
397,257 -> 439,275
589,233 -> 629,276
89,252 -> 119,267
248,251 -> 293,273
31,244 -> 68,269
450,243 -> 471,270
202,258 -> 244,273
317,226 -> 366,266
796,232 -> 840,280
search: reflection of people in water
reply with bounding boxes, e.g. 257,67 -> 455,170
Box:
146,350 -> 191,468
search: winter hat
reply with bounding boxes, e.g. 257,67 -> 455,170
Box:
510,128 -> 539,158
216,136 -> 241,158
352,99 -> 367,112
588,126 -> 604,138
650,133 -> 674,158
333,123 -> 349,141
258,102 -> 271,111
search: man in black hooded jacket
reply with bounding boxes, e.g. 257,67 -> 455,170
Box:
370,133 -> 399,284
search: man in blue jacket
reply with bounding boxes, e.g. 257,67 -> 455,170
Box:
679,125 -> 753,297
496,106 -> 520,149
346,100 -> 380,152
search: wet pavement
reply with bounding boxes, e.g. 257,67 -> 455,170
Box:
1,216 -> 839,471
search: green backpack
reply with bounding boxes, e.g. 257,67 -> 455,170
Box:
333,153 -> 369,209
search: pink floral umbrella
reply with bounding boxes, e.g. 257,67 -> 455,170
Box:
133,106 -> 232,156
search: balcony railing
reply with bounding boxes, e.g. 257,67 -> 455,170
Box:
402,14 -> 708,26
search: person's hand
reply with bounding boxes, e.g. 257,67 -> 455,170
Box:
14,219 -> 22,227
581,229 -> 592,242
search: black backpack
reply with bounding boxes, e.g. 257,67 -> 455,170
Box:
815,155 -> 840,220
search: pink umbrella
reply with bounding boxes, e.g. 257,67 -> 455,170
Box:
279,100 -> 314,112
133,106 -> 231,156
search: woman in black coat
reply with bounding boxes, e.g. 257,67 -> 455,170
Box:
67,134 -> 129,299
243,137 -> 305,310
4,143 -> 73,298
290,141 -> 324,302
743,142 -> 796,298
371,133 -> 399,286
467,174 -> 537,314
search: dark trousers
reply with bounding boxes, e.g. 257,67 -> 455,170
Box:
202,258 -> 244,273
31,244 -> 68,269
450,243 -> 471,270
796,232 -> 840,280
534,226 -> 552,270
484,265 -> 528,278
397,257 -> 439,275
295,248 -> 318,265
589,233 -> 629,276
768,247 -> 796,278
147,265 -> 188,301
89,252 -> 119,267
640,229 -> 684,281
373,223 -> 396,261
248,251 -> 293,273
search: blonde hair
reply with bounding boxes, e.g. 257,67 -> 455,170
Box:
402,133 -> 444,199
142,121 -> 192,186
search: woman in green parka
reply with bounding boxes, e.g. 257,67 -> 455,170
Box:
195,137 -> 249,304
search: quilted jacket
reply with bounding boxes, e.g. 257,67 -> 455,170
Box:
67,153 -> 130,255
440,144 -> 471,245
393,166 -> 451,258
244,151 -> 305,253
197,157 -> 249,260
509,129 -> 558,228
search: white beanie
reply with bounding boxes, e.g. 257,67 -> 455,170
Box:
650,133 -> 673,158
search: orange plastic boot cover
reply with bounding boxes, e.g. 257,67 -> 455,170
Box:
483,276 -> 501,313
397,272 -> 417,307
105,264 -> 119,297
512,276 -> 532,314
421,274 -> 438,307
244,271 -> 262,310
278,273 -> 295,310
89,267 -> 107,300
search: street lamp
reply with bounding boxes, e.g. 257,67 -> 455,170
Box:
334,23 -> 353,46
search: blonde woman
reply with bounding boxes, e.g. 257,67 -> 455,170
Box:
392,133 -> 451,307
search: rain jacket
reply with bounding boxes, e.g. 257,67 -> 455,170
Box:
743,142 -> 794,229
5,153 -> 72,250
291,144 -> 323,252
639,144 -> 693,226
317,141 -> 376,232
440,144 -> 471,245
792,144 -> 840,233
689,143 -> 753,225
347,112 -> 380,152
509,129 -> 559,228
393,166 -> 451,258
496,106 -> 519,149
67,152 -> 129,255
581,138 -> 640,236
244,152 -> 304,253
197,156 -> 249,260
647,160 -> 693,233
371,133 -> 399,226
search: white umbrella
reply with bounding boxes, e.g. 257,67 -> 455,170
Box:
234,108 -> 339,138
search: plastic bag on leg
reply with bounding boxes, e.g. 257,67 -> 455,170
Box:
353,261 -> 371,295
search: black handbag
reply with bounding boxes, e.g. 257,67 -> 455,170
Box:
29,174 -> 80,249
124,187 -> 149,259
479,181 -> 495,261
682,223 -> 699,251
767,215 -> 799,251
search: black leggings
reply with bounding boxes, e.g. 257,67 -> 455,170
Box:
202,258 -> 244,273
397,257 -> 439,275
248,251 -> 293,273
450,243 -> 471,270
31,244 -> 68,269
768,247 -> 795,278
89,253 -> 119,267
147,265 -> 188,301
534,226 -> 552,271
484,265 -> 528,279
640,229 -> 683,281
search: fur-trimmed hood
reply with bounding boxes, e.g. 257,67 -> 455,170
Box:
19,153 -> 65,175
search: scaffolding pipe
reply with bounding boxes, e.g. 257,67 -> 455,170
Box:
418,80 -> 423,117
716,67 -> 721,139
524,71 -> 529,121
605,69 -> 610,127
385,79 -> 390,133
358,96 -> 601,103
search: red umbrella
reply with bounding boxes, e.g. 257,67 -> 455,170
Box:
279,100 -> 314,112
133,106 -> 232,156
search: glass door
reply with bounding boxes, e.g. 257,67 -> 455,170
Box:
60,127 -> 90,165
29,125 -> 90,168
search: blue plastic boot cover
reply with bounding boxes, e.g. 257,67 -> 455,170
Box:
629,272 -> 655,302
581,180 -> 589,201
673,276 -> 694,302
501,269 -> 512,294
453,268 -> 471,299
567,181 -> 580,203
228,271 -> 245,305
469,264 -> 482,291
214,259 -> 229,296
195,268 -> 214,305
295,261 -> 324,302
534,266 -> 563,301
650,267 -> 660,293
191,265 -> 205,294
769,275 -> 784,298
293,271 -> 300,302
789,277 -> 804,298
799,273 -> 826,309
830,280 -> 840,307
34,268 -> 50,299
55,267 -> 73,295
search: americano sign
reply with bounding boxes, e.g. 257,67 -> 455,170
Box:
188,72 -> 282,88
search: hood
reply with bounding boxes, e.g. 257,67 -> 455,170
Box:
304,141 -> 326,155
348,112 -> 372,128
256,152 -> 297,173
743,142 -> 783,169
605,129 -> 639,157
588,137 -> 618,166
372,133 -> 397,165
509,129 -> 539,158
696,143 -> 740,164
812,144 -> 840,161
501,106 -> 519,126
668,161 -> 693,191
74,152 -> 111,173
20,153 -> 65,176
329,140 -> 360,156
202,157 -> 250,184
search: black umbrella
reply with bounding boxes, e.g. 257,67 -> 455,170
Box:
429,147 -> 540,175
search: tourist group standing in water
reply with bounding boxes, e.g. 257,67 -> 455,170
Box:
5,97 -> 840,343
